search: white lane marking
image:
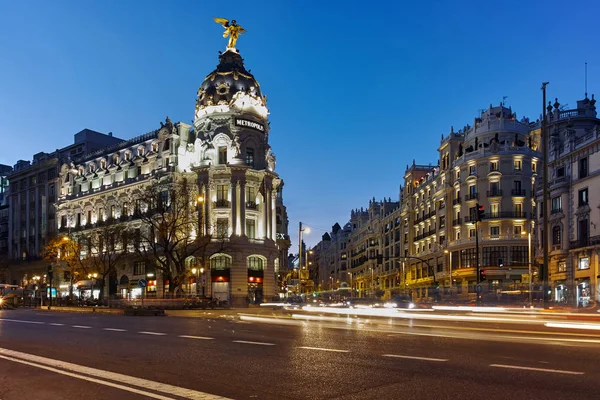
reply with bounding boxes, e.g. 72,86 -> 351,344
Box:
72,325 -> 92,329
489,364 -> 584,375
0,318 -> 44,325
297,346 -> 349,353
0,354 -> 175,400
232,340 -> 275,346
382,354 -> 448,362
48,323 -> 65,326
103,328 -> 127,332
0,347 -> 232,399
545,322 -> 600,331
138,331 -> 167,336
179,335 -> 214,340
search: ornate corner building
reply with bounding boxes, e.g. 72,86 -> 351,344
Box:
14,47 -> 289,307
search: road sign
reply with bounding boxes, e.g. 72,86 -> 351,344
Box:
201,277 -> 206,285
138,279 -> 147,288
475,284 -> 482,293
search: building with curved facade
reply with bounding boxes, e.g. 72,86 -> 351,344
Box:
52,47 -> 289,307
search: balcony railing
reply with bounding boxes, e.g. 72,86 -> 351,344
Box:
452,198 -> 461,206
464,193 -> 479,201
511,189 -> 527,196
570,235 -> 600,249
550,208 -> 563,215
486,211 -> 528,219
214,199 -> 230,208
246,201 -> 258,210
452,218 -> 461,226
486,190 -> 502,197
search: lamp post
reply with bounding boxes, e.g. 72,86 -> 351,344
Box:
87,273 -> 98,300
522,230 -> 532,307
369,267 -> 374,297
444,249 -> 452,295
347,272 -> 353,298
298,222 -> 310,295
197,195 -> 204,237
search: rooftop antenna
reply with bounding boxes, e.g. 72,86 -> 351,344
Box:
585,61 -> 588,98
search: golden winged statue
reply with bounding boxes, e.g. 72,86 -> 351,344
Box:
214,18 -> 246,49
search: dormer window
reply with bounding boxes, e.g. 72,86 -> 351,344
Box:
152,142 -> 159,152
125,152 -> 131,161
100,160 -> 106,169
138,147 -> 144,157
79,167 -> 84,176
113,155 -> 119,164
89,164 -> 95,173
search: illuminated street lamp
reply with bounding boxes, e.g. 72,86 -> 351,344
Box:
347,272 -> 353,297
197,195 -> 204,236
444,249 -> 452,293
88,273 -> 98,300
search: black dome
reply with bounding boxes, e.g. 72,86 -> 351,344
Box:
197,50 -> 262,108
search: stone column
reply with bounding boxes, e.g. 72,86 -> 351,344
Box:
263,256 -> 275,299
271,190 -> 277,241
263,186 -> 269,240
204,180 -> 212,235
265,183 -> 271,240
230,252 -> 248,307
230,179 -> 237,237
239,179 -> 246,237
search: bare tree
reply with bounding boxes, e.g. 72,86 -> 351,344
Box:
43,235 -> 87,301
132,176 -> 225,296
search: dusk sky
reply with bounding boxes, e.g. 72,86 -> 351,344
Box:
1,0 -> 599,247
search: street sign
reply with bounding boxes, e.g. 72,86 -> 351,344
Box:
138,279 -> 147,288
475,284 -> 482,293
201,277 -> 206,285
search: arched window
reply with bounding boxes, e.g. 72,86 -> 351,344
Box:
247,256 -> 264,271
210,255 -> 232,270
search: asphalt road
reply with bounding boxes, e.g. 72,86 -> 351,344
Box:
1,308 -> 600,400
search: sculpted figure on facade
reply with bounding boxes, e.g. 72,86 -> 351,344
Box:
232,135 -> 242,158
266,148 -> 276,171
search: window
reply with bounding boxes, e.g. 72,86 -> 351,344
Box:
556,167 -> 565,177
551,196 -> 562,213
579,157 -> 588,178
513,180 -> 522,192
552,226 -> 561,246
247,256 -> 264,271
211,255 -> 232,270
125,152 -> 131,161
113,155 -> 119,164
245,148 -> 254,167
532,162 -> 537,172
578,257 -> 590,270
138,147 -> 144,156
455,170 -> 460,180
216,185 -> 228,205
578,188 -> 588,206
469,228 -> 476,238
460,248 -> 477,269
455,230 -> 461,240
513,225 -> 522,235
218,147 -> 227,164
514,159 -> 522,171
122,203 -> 128,217
87,210 -> 92,225
133,262 -> 145,276
557,261 -> 566,272
152,142 -> 158,152
110,205 -> 115,219
246,219 -> 256,239
98,208 -> 104,222
246,186 -> 256,202
482,246 -> 508,267
100,160 -> 106,169
490,203 -> 499,217
216,218 -> 229,237
469,165 -> 476,175
514,203 -> 522,217
490,161 -> 498,172
490,226 -> 500,236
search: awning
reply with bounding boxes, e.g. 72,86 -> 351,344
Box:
75,280 -> 95,288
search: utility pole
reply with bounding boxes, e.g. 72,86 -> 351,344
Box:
541,82 -> 550,309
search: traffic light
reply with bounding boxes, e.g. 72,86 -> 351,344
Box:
498,258 -> 504,268
476,203 -> 485,222
479,269 -> 486,282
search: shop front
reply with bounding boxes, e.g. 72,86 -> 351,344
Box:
577,279 -> 592,308
554,281 -> 568,304
211,254 -> 231,303
247,256 -> 265,304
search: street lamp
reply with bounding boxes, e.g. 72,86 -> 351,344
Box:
522,230 -> 532,306
444,249 -> 452,294
298,222 -> 310,294
347,272 -> 353,298
197,195 -> 204,237
88,273 -> 98,300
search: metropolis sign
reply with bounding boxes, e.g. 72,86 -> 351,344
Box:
235,118 -> 265,132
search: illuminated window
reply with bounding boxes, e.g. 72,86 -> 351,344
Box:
246,219 -> 256,239
513,225 -> 522,235
532,162 -> 536,172
245,148 -> 254,167
248,256 -> 264,271
133,262 -> 145,276
138,147 -> 144,156
217,185 -> 228,201
490,226 -> 500,236
490,161 -> 498,172
578,257 -> 589,270
514,159 -> 522,171
152,142 -> 158,152
216,218 -> 229,237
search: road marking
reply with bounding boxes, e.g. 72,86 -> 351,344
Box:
138,331 -> 167,336
297,346 -> 349,353
179,335 -> 214,340
0,354 -> 175,399
489,364 -> 584,375
232,340 -> 276,346
382,354 -> 448,362
0,318 -> 44,325
48,323 -> 65,326
72,325 -> 92,329
103,328 -> 127,332
0,347 -> 231,399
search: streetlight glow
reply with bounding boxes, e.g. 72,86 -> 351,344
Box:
192,268 -> 197,274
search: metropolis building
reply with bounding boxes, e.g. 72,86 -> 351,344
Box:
52,46 -> 289,306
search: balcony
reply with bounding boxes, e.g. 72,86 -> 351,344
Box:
486,211 -> 528,219
452,198 -> 461,206
511,189 -> 527,197
452,218 -> 461,226
246,201 -> 258,210
486,189 -> 503,197
464,193 -> 479,201
570,235 -> 600,249
214,199 -> 230,208
550,208 -> 563,215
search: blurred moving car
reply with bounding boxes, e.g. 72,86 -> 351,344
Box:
384,295 -> 415,309
346,297 -> 383,308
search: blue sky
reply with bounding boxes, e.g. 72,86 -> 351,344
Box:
1,0 -> 599,246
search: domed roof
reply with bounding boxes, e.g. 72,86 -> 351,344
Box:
196,50 -> 262,109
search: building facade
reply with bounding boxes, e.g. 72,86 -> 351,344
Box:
52,47 -> 289,307
536,95 -> 600,307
